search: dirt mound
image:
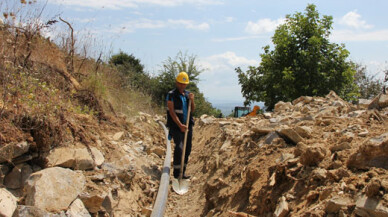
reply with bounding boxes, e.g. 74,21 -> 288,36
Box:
165,91 -> 388,217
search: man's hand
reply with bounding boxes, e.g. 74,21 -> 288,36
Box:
179,123 -> 187,132
189,93 -> 194,101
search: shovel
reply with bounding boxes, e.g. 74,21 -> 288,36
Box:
172,99 -> 191,195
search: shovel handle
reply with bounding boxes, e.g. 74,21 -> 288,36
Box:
179,99 -> 191,181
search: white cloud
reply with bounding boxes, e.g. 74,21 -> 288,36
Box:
110,18 -> 209,33
48,0 -> 136,9
339,11 -> 373,29
167,19 -> 210,31
333,11 -> 388,42
48,0 -> 223,10
73,18 -> 96,23
331,29 -> 388,42
245,18 -> 285,35
198,52 -> 258,102
212,35 -> 264,42
213,51 -> 258,66
225,17 -> 234,23
200,51 -> 258,72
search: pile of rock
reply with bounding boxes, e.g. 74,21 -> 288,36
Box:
0,112 -> 165,216
195,91 -> 388,217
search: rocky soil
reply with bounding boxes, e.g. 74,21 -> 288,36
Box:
165,91 -> 388,217
1,91 -> 388,217
0,112 -> 166,216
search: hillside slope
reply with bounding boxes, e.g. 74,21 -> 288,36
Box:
0,23 -> 166,216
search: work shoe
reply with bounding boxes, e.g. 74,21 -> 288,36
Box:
173,174 -> 191,179
182,174 -> 191,179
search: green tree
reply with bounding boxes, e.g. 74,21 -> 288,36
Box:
109,51 -> 152,92
109,51 -> 144,74
155,51 -> 221,117
153,51 -> 203,103
236,4 -> 356,110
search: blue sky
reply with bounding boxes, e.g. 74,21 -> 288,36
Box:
34,0 -> 388,104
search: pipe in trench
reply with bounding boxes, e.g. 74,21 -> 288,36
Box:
151,121 -> 172,217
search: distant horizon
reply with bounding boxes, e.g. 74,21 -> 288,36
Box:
211,100 -> 265,116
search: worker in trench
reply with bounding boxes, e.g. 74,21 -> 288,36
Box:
166,71 -> 195,179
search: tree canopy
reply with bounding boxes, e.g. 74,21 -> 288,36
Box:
109,51 -> 153,93
109,51 -> 144,74
236,4 -> 357,110
155,51 -> 222,117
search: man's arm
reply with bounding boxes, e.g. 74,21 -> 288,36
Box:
167,100 -> 186,132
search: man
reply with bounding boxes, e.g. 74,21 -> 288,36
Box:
166,71 -> 195,179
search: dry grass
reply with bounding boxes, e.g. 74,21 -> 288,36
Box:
0,1 -> 163,152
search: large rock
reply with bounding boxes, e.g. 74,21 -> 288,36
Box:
0,141 -> 29,163
199,114 -> 215,125
274,196 -> 289,217
0,188 -> 17,217
12,206 -> 46,217
24,167 -> 86,212
251,127 -> 273,136
112,131 -> 125,141
263,131 -> 281,145
101,156 -> 136,185
356,195 -> 388,217
4,163 -> 32,189
148,147 -> 165,158
292,96 -> 313,105
90,147 -> 105,167
274,101 -> 293,113
13,205 -> 66,217
46,146 -> 104,170
0,164 -> 10,186
347,133 -> 388,170
325,196 -> 353,213
80,191 -> 113,214
277,128 -> 304,145
294,126 -> 312,138
66,198 -> 91,217
378,93 -> 388,108
358,99 -> 372,109
369,93 -> 388,110
300,145 -> 328,166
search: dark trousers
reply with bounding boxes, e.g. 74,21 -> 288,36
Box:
170,126 -> 192,178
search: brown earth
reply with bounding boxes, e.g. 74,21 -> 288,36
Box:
2,89 -> 387,216
164,92 -> 388,217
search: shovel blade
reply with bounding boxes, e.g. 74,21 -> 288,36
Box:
172,178 -> 189,195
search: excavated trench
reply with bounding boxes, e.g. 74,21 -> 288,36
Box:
163,116 -> 285,217
161,92 -> 388,217
3,92 -> 387,216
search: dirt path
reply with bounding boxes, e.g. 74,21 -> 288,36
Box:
164,138 -> 207,217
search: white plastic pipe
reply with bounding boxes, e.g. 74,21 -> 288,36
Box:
151,121 -> 172,217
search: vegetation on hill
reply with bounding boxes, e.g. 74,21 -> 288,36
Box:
0,0 -> 221,121
109,51 -> 222,117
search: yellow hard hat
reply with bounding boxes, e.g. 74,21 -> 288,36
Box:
176,71 -> 189,84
